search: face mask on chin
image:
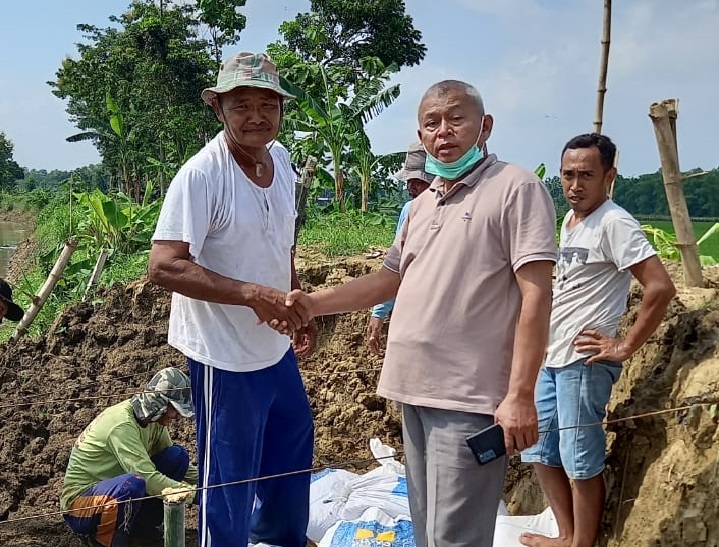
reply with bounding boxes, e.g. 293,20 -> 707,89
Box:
424,116 -> 485,181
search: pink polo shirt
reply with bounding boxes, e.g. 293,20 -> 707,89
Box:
378,155 -> 557,415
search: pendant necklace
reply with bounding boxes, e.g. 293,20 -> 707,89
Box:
236,140 -> 276,179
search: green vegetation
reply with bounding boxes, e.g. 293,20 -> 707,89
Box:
298,209 -> 395,257
545,169 -> 719,219
0,187 -> 159,342
0,0 -> 429,340
0,132 -> 23,188
642,220 -> 719,265
2,0 -> 718,344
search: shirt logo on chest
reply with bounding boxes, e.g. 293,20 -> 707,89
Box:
461,211 -> 472,222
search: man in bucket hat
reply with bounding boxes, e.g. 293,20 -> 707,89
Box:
366,142 -> 432,355
149,51 -> 316,547
61,367 -> 198,547
0,278 -> 24,322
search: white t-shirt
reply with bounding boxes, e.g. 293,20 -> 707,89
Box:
545,200 -> 656,367
152,132 -> 296,372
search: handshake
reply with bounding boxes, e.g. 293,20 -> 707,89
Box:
251,286 -> 318,355
252,287 -> 314,334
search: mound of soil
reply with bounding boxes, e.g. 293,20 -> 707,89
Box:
0,254 -> 396,546
1,255 -> 719,547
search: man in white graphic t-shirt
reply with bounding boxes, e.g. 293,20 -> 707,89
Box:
521,133 -> 676,547
149,51 -> 315,547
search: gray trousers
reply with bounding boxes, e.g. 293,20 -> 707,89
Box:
402,404 -> 507,547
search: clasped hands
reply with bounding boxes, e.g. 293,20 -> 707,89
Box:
252,287 -> 316,356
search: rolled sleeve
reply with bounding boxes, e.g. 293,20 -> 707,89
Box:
371,299 -> 395,318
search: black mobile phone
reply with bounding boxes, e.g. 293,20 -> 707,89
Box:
466,423 -> 506,465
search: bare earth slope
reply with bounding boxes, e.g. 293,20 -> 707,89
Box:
0,257 -> 718,546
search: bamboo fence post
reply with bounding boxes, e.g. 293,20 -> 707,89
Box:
593,0 -> 620,200
594,0 -> 612,134
163,500 -> 185,547
648,99 -> 704,287
294,156 -> 318,244
83,249 -> 109,301
10,239 -> 78,344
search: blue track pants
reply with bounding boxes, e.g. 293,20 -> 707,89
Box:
189,348 -> 314,547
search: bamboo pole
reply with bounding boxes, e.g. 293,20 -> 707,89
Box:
83,249 -> 109,301
594,0 -> 612,134
648,99 -> 703,287
163,500 -> 185,547
10,239 -> 78,343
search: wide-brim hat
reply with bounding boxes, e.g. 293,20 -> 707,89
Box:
394,141 -> 434,184
0,279 -> 23,322
201,51 -> 294,105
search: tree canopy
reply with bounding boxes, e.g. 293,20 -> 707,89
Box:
268,0 -> 425,96
50,0 -> 225,200
0,132 -> 24,190
613,168 -> 719,218
544,167 -> 719,219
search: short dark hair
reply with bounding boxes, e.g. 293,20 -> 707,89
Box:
561,133 -> 616,172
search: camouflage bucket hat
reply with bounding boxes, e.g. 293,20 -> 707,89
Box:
131,367 -> 194,421
394,141 -> 434,184
201,51 -> 294,105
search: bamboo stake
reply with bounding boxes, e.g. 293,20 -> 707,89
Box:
163,500 -> 185,547
10,239 -> 78,344
83,249 -> 108,301
594,0 -> 612,134
648,99 -> 703,287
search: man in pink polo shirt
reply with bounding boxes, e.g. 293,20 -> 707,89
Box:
284,80 -> 557,546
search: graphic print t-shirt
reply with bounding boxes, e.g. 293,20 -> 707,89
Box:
545,200 -> 656,367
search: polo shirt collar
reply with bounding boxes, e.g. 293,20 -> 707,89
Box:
429,153 -> 498,198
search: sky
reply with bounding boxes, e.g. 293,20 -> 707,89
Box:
1,0 -> 718,178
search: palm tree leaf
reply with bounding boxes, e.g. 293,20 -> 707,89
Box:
66,131 -> 102,143
354,84 -> 401,124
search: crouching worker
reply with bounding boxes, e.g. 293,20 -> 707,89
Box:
61,367 -> 198,547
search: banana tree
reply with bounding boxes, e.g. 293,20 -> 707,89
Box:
281,59 -> 400,211
347,130 -> 403,212
67,93 -> 138,200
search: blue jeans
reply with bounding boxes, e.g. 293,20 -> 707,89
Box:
189,348 -> 314,547
521,359 -> 621,479
64,445 -> 190,546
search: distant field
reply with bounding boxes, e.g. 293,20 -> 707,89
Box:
645,220 -> 719,259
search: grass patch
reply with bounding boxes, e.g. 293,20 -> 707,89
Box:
298,211 -> 395,257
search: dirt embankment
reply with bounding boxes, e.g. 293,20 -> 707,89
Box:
0,255 -> 718,546
0,255 -> 397,547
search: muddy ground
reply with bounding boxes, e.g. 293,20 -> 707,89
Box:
0,253 -> 718,546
